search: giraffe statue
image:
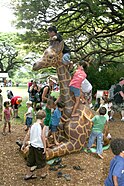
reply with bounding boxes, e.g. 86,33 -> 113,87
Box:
33,41 -> 94,160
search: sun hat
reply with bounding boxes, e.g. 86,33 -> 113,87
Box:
26,101 -> 32,105
49,78 -> 57,84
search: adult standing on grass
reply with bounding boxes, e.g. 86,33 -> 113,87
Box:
11,96 -> 22,118
29,81 -> 39,111
112,77 -> 124,122
40,78 -> 57,110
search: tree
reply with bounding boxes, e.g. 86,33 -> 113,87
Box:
12,0 -> 124,65
0,42 -> 23,76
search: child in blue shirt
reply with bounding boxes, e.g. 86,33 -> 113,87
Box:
50,101 -> 69,146
104,138 -> 124,186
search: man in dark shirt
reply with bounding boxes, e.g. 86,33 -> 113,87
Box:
47,26 -> 71,66
113,77 -> 124,121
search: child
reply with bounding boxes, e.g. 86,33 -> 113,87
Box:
44,97 -> 56,147
50,101 -> 69,146
3,101 -> 12,135
21,110 -> 47,180
47,26 -> 71,66
105,138 -> 124,186
69,61 -> 87,117
84,107 -> 107,159
0,89 -> 3,121
25,101 -> 33,131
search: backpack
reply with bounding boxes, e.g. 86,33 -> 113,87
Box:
7,90 -> 14,100
35,85 -> 50,103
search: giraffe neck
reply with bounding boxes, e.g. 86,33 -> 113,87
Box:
56,63 -> 74,118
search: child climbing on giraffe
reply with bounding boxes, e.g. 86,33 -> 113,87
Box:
47,26 -> 72,68
69,61 -> 87,117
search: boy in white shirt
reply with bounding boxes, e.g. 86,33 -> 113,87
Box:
25,101 -> 33,131
21,110 -> 46,180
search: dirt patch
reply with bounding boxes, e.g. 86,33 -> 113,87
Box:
0,112 -> 123,186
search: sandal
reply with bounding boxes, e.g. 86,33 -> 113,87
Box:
24,174 -> 37,180
73,165 -> 83,170
63,174 -> 71,181
58,164 -> 67,168
40,173 -> 48,179
49,166 -> 58,171
30,165 -> 37,172
57,171 -> 63,178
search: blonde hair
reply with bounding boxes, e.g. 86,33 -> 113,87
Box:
36,110 -> 46,119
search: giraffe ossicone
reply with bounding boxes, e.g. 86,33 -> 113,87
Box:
32,40 -> 94,160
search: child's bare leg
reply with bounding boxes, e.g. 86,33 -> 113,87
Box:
8,122 -> 11,133
53,132 -> 59,146
46,138 -> 54,148
71,97 -> 80,117
3,123 -> 7,134
0,114 -> 2,121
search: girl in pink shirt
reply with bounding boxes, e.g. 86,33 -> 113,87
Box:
3,101 -> 12,135
69,61 -> 87,116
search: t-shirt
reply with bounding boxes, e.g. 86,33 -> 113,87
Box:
44,107 -> 51,126
26,106 -> 33,118
91,115 -> 107,133
50,107 -> 61,126
69,68 -> 87,89
30,122 -> 44,148
81,78 -> 92,93
4,108 -> 11,121
11,96 -> 22,105
105,155 -> 124,186
114,83 -> 124,104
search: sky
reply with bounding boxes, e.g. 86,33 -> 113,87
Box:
0,0 -> 16,32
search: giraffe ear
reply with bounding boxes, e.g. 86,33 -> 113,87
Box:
51,41 -> 64,53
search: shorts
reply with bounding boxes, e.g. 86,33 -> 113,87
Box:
112,102 -> 124,112
27,145 -> 46,168
12,104 -> 18,110
26,117 -> 33,127
62,53 -> 70,65
50,125 -> 58,132
70,86 -> 80,97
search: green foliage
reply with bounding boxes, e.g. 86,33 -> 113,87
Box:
87,63 -> 124,95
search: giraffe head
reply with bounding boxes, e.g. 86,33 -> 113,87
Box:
33,41 -> 64,71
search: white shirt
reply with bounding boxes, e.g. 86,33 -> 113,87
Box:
81,78 -> 92,93
30,122 -> 44,148
26,106 -> 33,118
